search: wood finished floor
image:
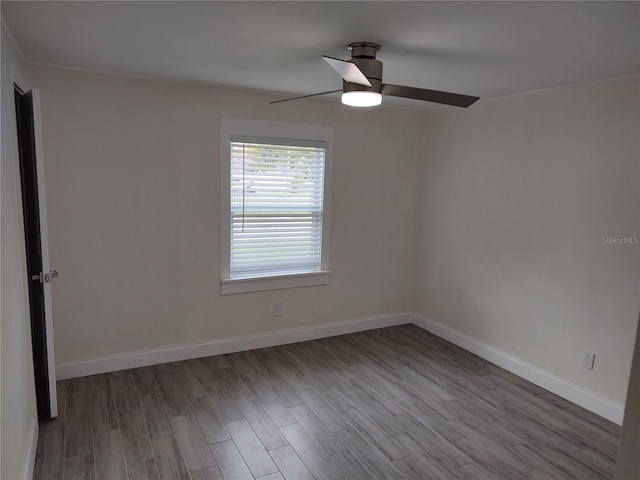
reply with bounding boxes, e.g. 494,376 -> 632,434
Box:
34,324 -> 621,480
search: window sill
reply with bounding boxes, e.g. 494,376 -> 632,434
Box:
220,270 -> 331,295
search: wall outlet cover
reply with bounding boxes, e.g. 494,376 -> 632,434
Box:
582,351 -> 595,370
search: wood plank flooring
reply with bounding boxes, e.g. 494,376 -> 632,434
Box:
34,324 -> 621,480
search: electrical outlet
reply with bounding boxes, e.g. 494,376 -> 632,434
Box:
582,351 -> 595,370
273,303 -> 282,316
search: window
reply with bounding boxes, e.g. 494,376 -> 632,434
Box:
220,119 -> 332,294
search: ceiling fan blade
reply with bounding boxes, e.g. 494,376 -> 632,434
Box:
270,89 -> 342,105
322,56 -> 372,87
381,84 -> 479,108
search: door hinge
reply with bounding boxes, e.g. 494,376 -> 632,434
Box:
31,270 -> 59,284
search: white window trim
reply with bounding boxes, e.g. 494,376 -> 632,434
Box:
220,118 -> 333,295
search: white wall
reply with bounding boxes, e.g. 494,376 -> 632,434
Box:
1,27 -> 39,480
23,64 -> 639,418
25,65 -> 422,365
616,314 -> 640,478
416,76 -> 640,406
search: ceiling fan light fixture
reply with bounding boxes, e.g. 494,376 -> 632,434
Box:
271,41 -> 479,108
341,90 -> 382,107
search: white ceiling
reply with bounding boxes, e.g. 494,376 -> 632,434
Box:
2,1 -> 639,108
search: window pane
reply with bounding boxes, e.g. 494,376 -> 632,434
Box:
230,141 -> 325,278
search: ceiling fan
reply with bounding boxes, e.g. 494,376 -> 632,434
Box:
271,42 -> 479,108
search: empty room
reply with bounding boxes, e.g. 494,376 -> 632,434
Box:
1,2 -> 639,479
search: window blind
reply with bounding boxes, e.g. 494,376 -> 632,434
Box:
229,138 -> 326,279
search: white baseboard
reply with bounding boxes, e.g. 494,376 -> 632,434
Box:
23,415 -> 38,480
411,313 -> 625,425
56,313 -> 412,380
55,310 -> 624,425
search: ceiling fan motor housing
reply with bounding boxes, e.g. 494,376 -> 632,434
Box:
345,42 -> 383,94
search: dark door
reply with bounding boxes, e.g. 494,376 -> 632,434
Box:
15,85 -> 52,420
